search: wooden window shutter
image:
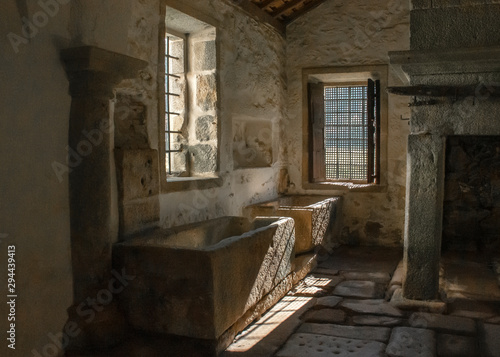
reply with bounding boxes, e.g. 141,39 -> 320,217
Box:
308,82 -> 326,182
367,79 -> 381,184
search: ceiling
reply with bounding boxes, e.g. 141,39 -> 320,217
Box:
233,0 -> 329,34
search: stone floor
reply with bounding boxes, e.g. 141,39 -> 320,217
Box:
223,246 -> 500,357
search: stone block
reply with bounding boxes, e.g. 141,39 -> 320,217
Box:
410,5 -> 500,51
411,0 -> 432,9
298,323 -> 391,342
193,40 -> 216,71
120,196 -> 159,236
113,94 -> 149,149
115,149 -> 159,202
189,144 -> 217,174
386,327 -> 436,357
195,115 -> 217,142
276,333 -> 387,357
196,73 -> 217,111
168,37 -> 185,73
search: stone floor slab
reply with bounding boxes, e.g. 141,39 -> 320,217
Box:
341,271 -> 391,284
315,295 -> 343,308
312,267 -> 340,276
318,246 -> 402,275
223,296 -> 315,356
437,334 -> 477,357
302,309 -> 346,323
386,327 -> 436,357
481,323 -> 500,357
298,323 -> 391,342
442,254 -> 500,302
448,299 -> 497,320
352,315 -> 403,327
333,281 -> 385,299
276,333 -> 387,357
292,285 -> 327,297
409,312 -> 476,335
341,299 -> 403,317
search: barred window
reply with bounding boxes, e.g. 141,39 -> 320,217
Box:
165,34 -> 185,176
160,6 -> 218,188
308,79 -> 380,184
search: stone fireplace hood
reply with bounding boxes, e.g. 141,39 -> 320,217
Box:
389,46 -> 500,86
388,46 -> 500,301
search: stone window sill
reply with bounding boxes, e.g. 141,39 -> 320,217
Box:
303,181 -> 387,193
163,176 -> 223,192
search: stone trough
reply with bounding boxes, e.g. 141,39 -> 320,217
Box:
112,216 -> 295,353
245,195 -> 343,254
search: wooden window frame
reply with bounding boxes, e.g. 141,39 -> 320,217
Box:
302,66 -> 388,191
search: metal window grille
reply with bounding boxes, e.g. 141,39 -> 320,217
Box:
324,85 -> 368,181
165,35 -> 184,175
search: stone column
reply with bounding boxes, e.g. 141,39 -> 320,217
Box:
403,133 -> 445,300
60,46 -> 147,350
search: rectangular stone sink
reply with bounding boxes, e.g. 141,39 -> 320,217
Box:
244,195 -> 342,254
112,216 -> 295,343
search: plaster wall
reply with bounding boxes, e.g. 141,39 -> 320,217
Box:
0,1 -> 74,356
285,0 -> 411,246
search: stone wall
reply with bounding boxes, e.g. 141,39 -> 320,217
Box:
153,0 -> 286,228
285,0 -> 411,246
411,0 -> 500,51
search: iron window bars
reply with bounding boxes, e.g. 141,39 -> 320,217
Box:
165,35 -> 184,176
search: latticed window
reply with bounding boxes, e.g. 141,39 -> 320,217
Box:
308,79 -> 380,184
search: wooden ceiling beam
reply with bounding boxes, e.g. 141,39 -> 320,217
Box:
233,0 -> 286,35
270,0 -> 303,18
283,0 -> 328,24
257,0 -> 278,9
